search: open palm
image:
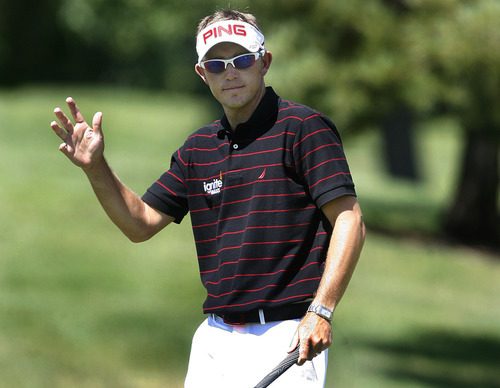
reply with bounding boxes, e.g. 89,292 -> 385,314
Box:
51,97 -> 104,169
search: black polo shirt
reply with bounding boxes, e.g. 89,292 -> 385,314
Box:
142,87 -> 356,315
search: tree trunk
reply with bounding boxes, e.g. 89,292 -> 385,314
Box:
443,130 -> 499,248
381,105 -> 419,181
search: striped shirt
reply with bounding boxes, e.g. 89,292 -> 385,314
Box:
142,87 -> 356,315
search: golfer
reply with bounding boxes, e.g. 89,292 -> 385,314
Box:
50,9 -> 365,388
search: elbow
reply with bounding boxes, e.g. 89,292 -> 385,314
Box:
359,211 -> 366,236
355,208 -> 367,244
353,201 -> 366,243
349,208 -> 366,246
334,208 -> 366,246
122,227 -> 156,243
123,208 -> 172,243
360,216 -> 367,244
127,234 -> 151,243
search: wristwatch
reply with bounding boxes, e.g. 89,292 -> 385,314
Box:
307,304 -> 333,322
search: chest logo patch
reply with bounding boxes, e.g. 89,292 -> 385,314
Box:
203,176 -> 223,195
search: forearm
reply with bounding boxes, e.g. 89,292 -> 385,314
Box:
313,202 -> 365,312
293,201 -> 365,365
83,157 -> 163,242
51,98 -> 173,241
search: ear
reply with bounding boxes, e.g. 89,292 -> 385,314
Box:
261,51 -> 273,76
195,64 -> 209,85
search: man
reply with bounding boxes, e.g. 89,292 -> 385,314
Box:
50,9 -> 365,388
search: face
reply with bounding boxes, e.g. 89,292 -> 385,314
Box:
195,42 -> 272,121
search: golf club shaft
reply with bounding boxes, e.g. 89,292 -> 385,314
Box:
254,347 -> 300,388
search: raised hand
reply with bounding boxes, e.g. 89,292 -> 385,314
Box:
51,97 -> 104,170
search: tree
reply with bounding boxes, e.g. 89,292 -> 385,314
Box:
0,0 -> 221,90
426,0 -> 500,246
0,0 -> 68,85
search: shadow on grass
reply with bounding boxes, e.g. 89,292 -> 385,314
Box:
362,329 -> 500,387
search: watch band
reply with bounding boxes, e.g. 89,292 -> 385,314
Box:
307,304 -> 333,322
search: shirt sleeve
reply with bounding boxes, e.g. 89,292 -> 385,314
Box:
141,146 -> 190,224
292,113 -> 356,208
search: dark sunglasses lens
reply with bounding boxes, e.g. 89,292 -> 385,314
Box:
234,55 -> 256,69
204,61 -> 225,73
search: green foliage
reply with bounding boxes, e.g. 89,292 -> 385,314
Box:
2,0 -> 499,132
55,0 -> 217,90
425,0 -> 500,128
256,0 -> 500,132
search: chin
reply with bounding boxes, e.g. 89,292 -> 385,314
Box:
223,95 -> 250,108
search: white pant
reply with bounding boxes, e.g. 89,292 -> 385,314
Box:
185,315 -> 327,388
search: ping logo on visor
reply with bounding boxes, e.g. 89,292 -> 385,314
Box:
199,52 -> 263,73
202,24 -> 247,45
196,20 -> 265,64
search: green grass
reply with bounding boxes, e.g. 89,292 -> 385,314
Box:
1,86 -> 499,388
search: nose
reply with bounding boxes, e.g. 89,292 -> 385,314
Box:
225,63 -> 238,79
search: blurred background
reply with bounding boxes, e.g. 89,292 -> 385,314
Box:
0,0 -> 499,387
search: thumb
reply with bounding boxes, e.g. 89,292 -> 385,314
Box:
59,142 -> 71,155
92,111 -> 103,134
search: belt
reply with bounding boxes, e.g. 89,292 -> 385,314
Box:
216,301 -> 310,325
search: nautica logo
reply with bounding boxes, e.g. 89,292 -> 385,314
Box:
203,177 -> 223,195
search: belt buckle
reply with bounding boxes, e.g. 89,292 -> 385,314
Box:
222,313 -> 246,326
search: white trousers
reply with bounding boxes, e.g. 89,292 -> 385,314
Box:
184,314 -> 328,388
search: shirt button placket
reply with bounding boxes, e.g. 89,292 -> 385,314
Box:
229,141 -> 242,173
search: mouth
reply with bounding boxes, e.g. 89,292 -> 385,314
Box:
223,85 -> 245,92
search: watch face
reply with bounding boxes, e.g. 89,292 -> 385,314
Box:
308,305 -> 332,320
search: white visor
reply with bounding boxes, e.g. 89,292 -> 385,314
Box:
196,20 -> 265,63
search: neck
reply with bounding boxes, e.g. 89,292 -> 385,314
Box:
224,85 -> 266,130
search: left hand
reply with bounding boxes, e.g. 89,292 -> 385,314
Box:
288,312 -> 332,366
51,97 -> 104,170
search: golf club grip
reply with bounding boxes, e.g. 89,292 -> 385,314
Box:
254,347 -> 300,388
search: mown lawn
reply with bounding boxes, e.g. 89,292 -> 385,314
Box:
0,86 -> 498,388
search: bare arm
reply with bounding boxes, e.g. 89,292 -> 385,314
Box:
82,156 -> 174,242
51,97 -> 173,242
290,195 -> 366,365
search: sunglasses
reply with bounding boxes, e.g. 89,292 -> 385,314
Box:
199,52 -> 262,74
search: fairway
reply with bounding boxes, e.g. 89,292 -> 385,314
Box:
0,86 -> 499,387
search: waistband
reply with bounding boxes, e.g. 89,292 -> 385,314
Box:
215,301 -> 310,326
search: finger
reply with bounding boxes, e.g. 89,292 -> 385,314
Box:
297,340 -> 310,366
287,328 -> 299,353
297,325 -> 311,366
53,107 -> 74,132
51,121 -> 68,142
92,111 -> 103,134
66,97 -> 86,124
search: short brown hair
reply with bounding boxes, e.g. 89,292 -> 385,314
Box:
197,10 -> 261,35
